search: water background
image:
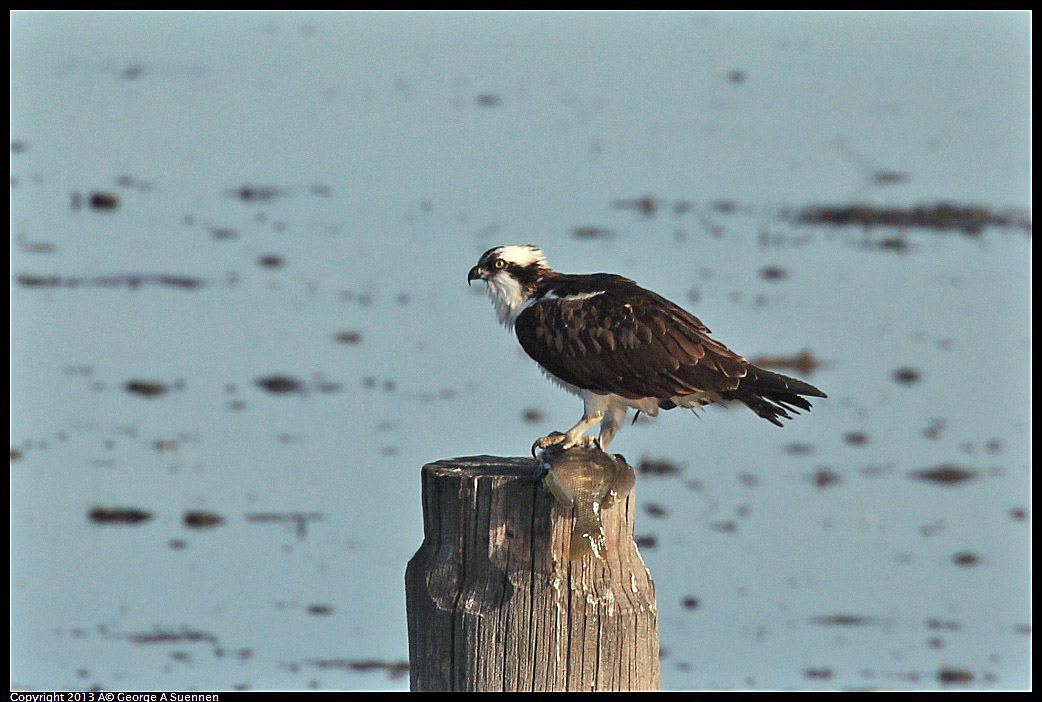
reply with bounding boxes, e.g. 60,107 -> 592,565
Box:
10,10 -> 1031,691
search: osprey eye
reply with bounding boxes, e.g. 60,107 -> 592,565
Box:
493,259 -> 507,269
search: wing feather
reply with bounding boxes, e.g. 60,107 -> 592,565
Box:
514,280 -> 749,400
508,272 -> 826,427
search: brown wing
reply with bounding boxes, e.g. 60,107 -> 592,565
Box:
514,282 -> 748,401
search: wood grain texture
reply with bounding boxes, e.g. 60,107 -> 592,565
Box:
405,454 -> 659,691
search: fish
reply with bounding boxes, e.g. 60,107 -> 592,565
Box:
542,446 -> 636,561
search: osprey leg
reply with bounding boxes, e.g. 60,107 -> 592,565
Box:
596,406 -> 628,450
532,393 -> 608,455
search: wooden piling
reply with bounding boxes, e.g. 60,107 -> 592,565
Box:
405,453 -> 659,692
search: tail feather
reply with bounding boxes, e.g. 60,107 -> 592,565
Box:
743,365 -> 827,398
726,364 -> 827,426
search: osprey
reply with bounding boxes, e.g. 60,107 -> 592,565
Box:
468,245 -> 827,454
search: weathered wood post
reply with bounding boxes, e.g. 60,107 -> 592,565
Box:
405,451 -> 659,691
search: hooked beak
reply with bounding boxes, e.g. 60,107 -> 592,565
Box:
467,265 -> 483,286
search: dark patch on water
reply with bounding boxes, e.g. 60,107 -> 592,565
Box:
246,511 -> 325,539
643,502 -> 668,519
612,195 -> 658,217
810,467 -> 841,489
306,604 -> 334,616
784,442 -> 815,456
681,596 -> 700,610
118,64 -> 145,80
925,618 -> 961,631
184,511 -> 225,529
748,349 -> 823,376
892,367 -> 921,385
475,93 -> 502,107
637,457 -> 680,476
937,667 -> 974,686
114,174 -> 153,191
803,668 -> 834,680
124,380 -> 168,398
116,627 -> 219,646
88,507 -> 153,525
85,192 -> 120,211
871,171 -> 910,185
521,408 -> 544,423
14,273 -> 207,290
209,227 -> 238,240
709,520 -> 738,533
910,464 -> 979,486
308,658 -> 409,678
922,418 -> 947,440
225,185 -> 284,202
843,431 -> 869,446
334,331 -> 363,345
810,614 -> 887,627
572,226 -> 615,240
952,551 -> 982,567
793,202 -> 1031,236
864,235 -> 911,253
413,387 -> 456,402
257,254 -> 285,268
339,290 -> 374,306
15,233 -> 57,254
759,265 -> 788,281
255,375 -> 304,395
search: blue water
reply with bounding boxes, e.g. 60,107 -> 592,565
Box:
11,11 -> 1030,691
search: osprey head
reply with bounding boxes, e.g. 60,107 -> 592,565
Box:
468,245 -> 549,285
468,245 -> 550,327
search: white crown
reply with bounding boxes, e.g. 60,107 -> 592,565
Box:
494,245 -> 548,268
